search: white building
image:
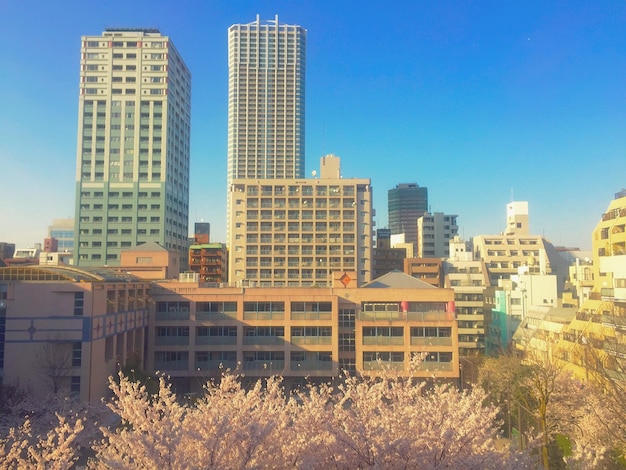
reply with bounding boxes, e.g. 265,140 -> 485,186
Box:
227,15 -> 307,238
417,213 -> 458,258
74,28 -> 191,268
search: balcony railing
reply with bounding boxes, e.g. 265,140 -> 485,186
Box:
291,336 -> 332,345
291,361 -> 333,371
195,336 -> 237,346
242,336 -> 285,345
195,360 -> 238,372
362,361 -> 404,371
242,361 -> 285,371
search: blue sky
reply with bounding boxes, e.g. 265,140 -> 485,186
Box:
1,1 -> 625,250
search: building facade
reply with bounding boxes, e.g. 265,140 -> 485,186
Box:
443,259 -> 490,356
388,183 -> 428,252
189,243 -> 228,284
147,271 -> 458,394
227,16 -> 306,237
228,156 -> 374,287
417,212 -> 458,258
74,28 -> 191,268
48,218 -> 75,254
0,266 -> 149,402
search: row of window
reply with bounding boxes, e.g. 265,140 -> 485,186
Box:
86,40 -> 164,48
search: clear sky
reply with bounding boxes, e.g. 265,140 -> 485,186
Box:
1,0 -> 625,250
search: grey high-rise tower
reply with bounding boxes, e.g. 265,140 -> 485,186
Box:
74,29 -> 191,267
226,15 -> 306,237
388,183 -> 428,252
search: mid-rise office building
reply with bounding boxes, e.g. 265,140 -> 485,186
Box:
74,28 -> 191,268
227,15 -> 307,237
228,155 -> 373,287
388,183 -> 428,252
48,218 -> 75,254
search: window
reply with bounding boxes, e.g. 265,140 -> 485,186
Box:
74,292 -> 84,316
72,343 -> 82,367
71,376 -> 80,396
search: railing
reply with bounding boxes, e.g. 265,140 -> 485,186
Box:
195,360 -> 238,371
291,361 -> 333,371
415,362 -> 453,371
195,336 -> 237,345
362,337 -> 404,345
242,361 -> 285,371
410,337 -> 453,346
291,312 -> 332,321
360,311 -> 448,322
154,360 -> 188,371
196,311 -> 237,321
291,336 -> 332,345
362,361 -> 404,371
154,337 -> 189,346
156,310 -> 190,321
242,336 -> 285,345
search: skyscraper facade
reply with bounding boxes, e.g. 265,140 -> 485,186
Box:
227,16 -> 306,236
388,183 -> 428,251
74,29 -> 191,267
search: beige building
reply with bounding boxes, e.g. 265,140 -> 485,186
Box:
0,266 -> 150,402
228,155 -> 374,287
472,202 -> 568,290
147,270 -> 458,393
443,259 -> 490,356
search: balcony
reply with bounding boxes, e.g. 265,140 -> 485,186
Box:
242,361 -> 285,371
195,360 -> 238,372
410,337 -> 453,346
362,361 -> 404,371
291,336 -> 332,345
291,361 -> 333,371
195,336 -> 237,346
154,336 -> 189,346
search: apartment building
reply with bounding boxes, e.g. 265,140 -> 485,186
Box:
444,259 -> 490,356
228,155 -> 374,287
189,243 -> 228,284
404,258 -> 443,287
74,28 -> 191,268
227,15 -> 306,237
0,265 -> 150,402
148,270 -> 458,393
417,212 -> 458,258
558,190 -> 626,383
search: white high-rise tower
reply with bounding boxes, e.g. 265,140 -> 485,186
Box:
227,15 -> 306,237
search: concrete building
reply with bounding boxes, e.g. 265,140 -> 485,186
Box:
147,270 -> 458,393
559,190 -> 626,383
388,183 -> 428,253
0,265 -> 150,402
372,229 -> 406,279
189,243 -> 228,284
472,202 -> 568,291
505,201 -> 529,236
193,222 -> 211,244
228,155 -> 374,287
404,258 -> 444,288
74,29 -> 191,268
417,212 -> 458,258
513,306 -> 577,363
227,15 -> 306,238
48,218 -> 75,254
0,243 -> 16,261
118,241 -> 180,280
443,259 -> 490,356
